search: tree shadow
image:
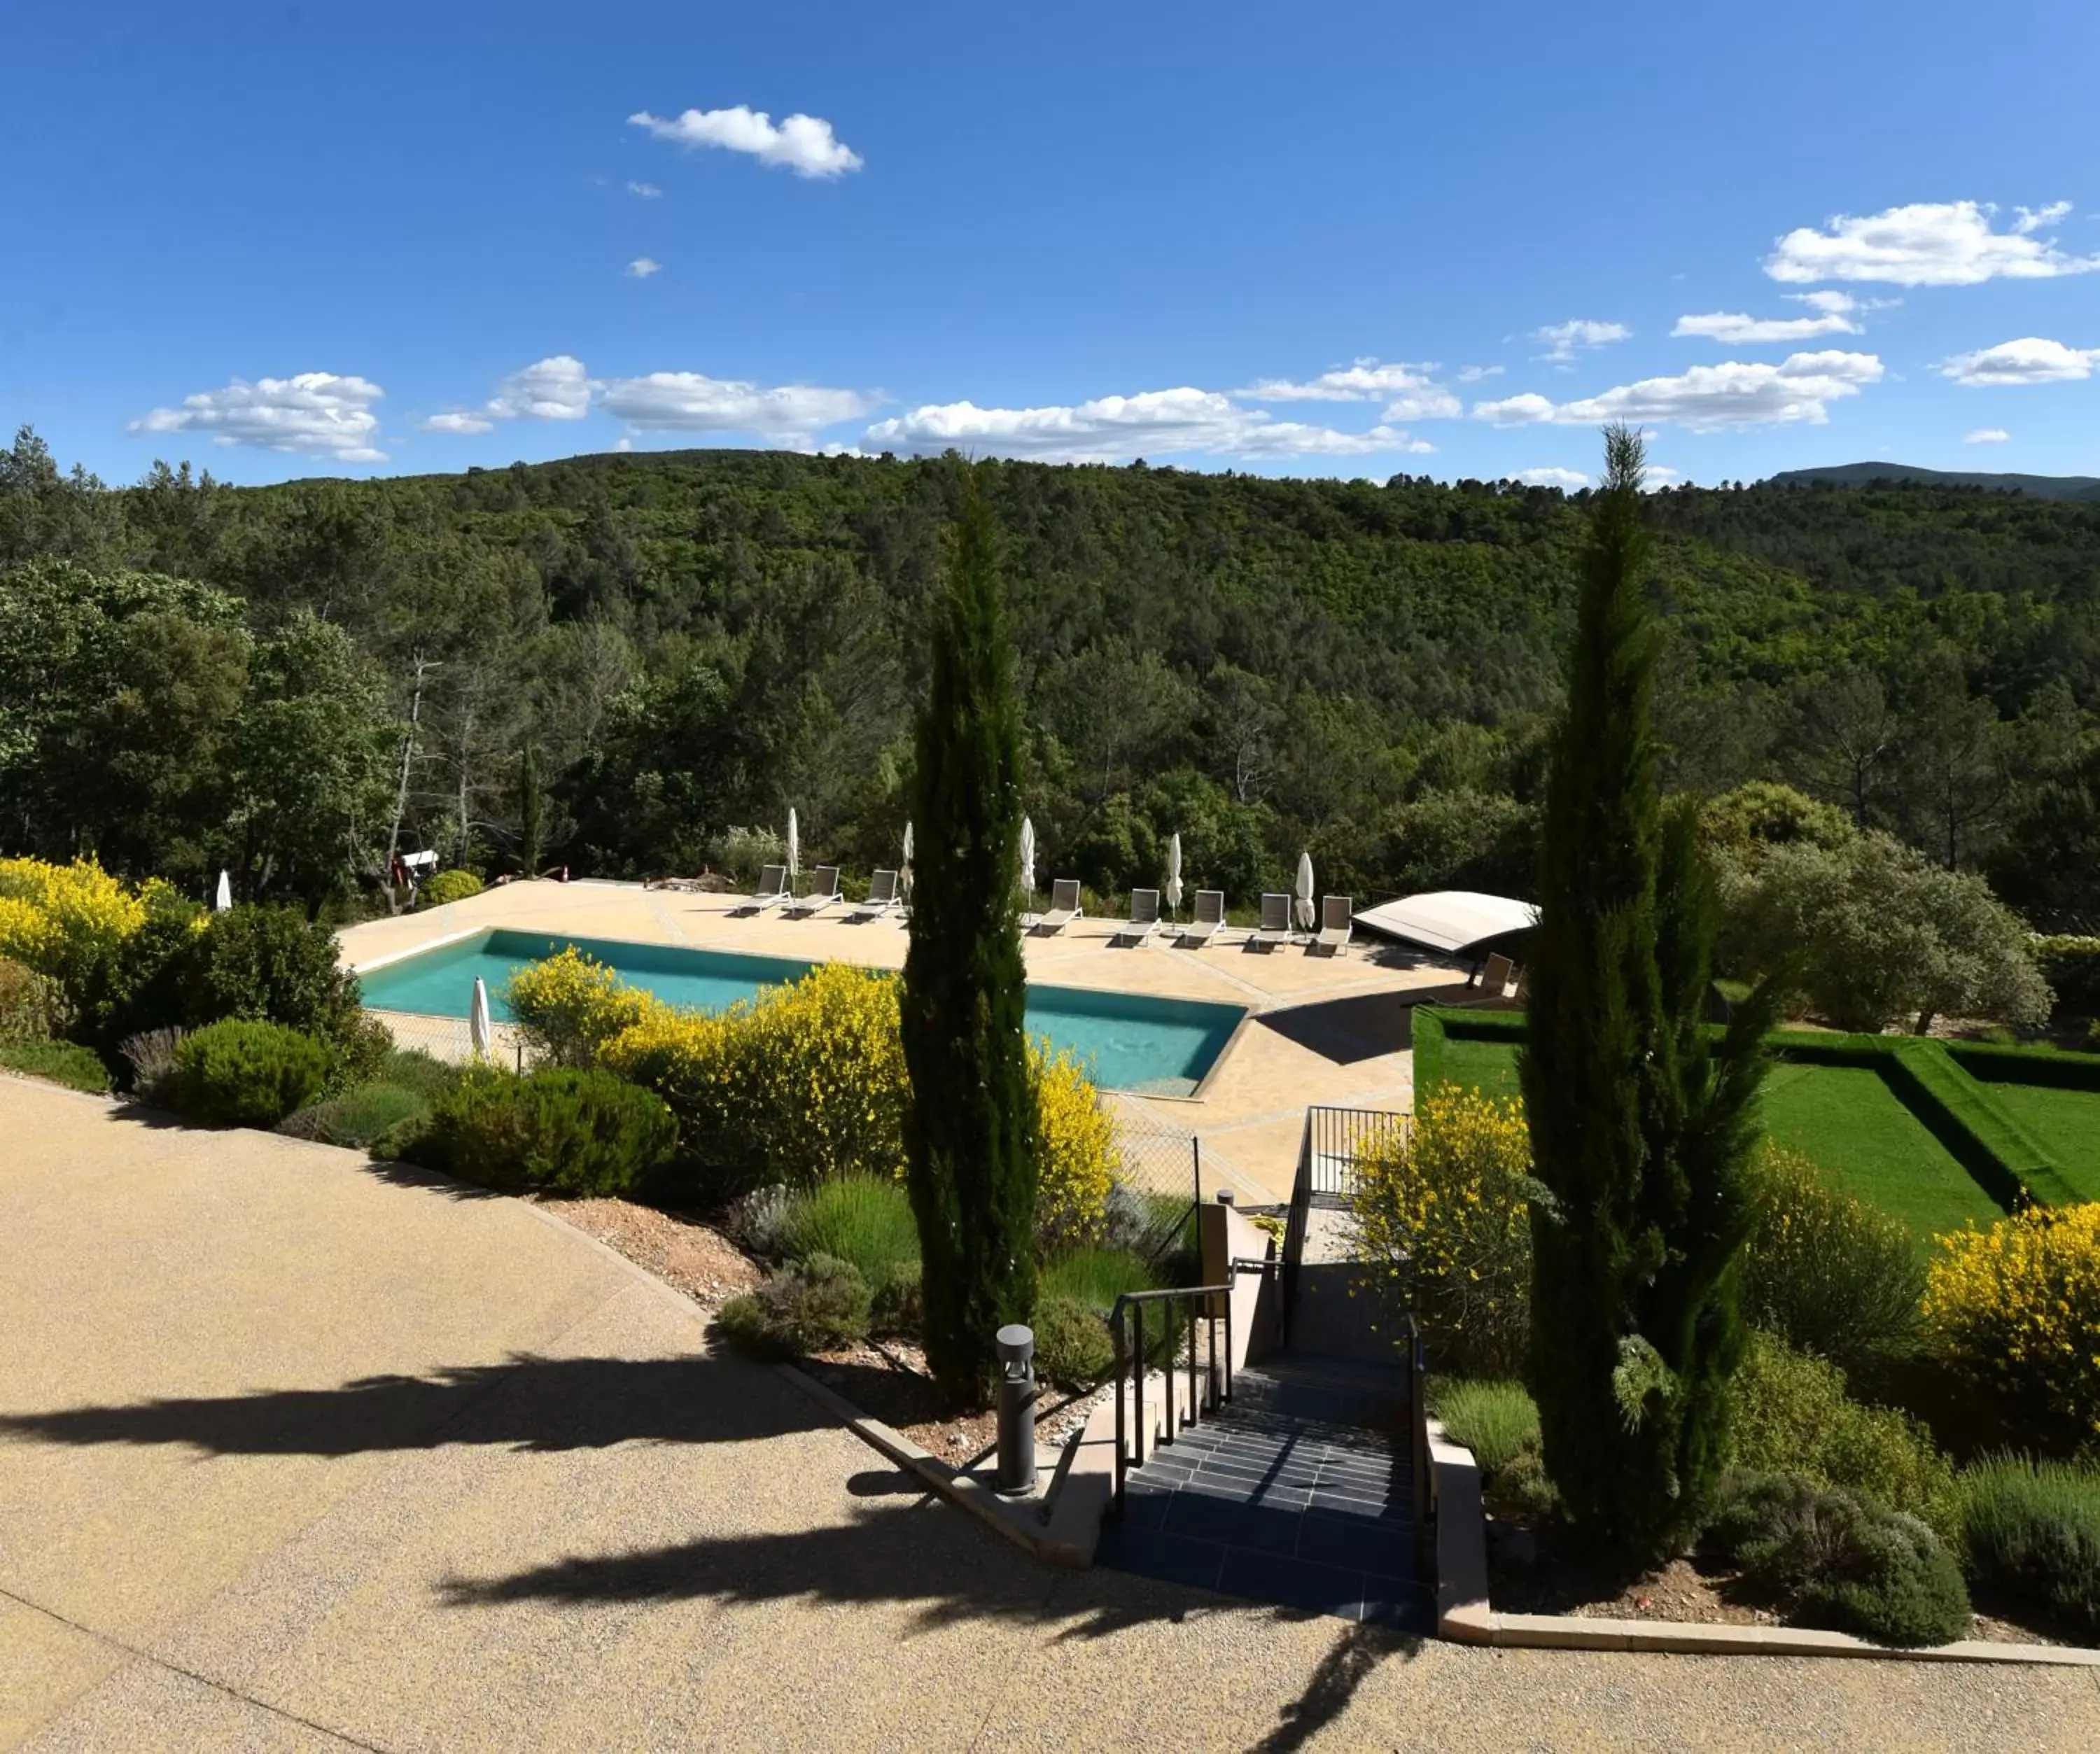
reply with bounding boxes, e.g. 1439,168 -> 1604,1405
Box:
1254,994 -> 1415,1065
438,1499 -> 1429,1656
0,1349 -> 820,1459
1250,1621 -> 1420,1753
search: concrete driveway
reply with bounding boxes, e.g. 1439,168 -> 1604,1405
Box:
4,1075 -> 2099,1752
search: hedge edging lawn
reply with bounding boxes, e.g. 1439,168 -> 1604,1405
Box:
1411,1007 -> 2096,1214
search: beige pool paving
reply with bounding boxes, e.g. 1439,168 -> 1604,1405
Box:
339,880 -> 1469,1204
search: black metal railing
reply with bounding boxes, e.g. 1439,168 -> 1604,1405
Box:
1106,1278 -> 1247,1520
1304,1104 -> 1410,1198
1402,1312 -> 1435,1577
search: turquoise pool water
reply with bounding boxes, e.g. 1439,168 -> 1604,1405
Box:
359,929 -> 1245,1096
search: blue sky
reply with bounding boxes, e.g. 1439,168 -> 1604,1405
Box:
6,1 -> 2099,488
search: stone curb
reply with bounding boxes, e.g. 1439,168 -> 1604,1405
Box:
773,1363 -> 1060,1563
1427,1429 -> 2100,1667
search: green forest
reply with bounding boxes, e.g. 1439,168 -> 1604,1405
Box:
5,424 -> 2100,923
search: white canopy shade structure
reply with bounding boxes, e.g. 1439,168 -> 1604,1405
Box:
1352,890 -> 1541,957
214,869 -> 233,912
785,809 -> 799,891
1294,852 -> 1315,932
469,976 -> 493,1059
900,820 -> 913,899
1166,833 -> 1183,915
1018,815 -> 1036,899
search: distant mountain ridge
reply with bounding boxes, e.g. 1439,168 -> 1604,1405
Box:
1769,461 -> 2100,501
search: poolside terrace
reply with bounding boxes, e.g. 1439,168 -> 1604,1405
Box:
337,878 -> 1466,1205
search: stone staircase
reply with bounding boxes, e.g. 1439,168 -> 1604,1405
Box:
1093,1351 -> 1432,1629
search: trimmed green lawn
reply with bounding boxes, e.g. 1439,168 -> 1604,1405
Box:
1760,1062 -> 2004,1240
1982,1083 -> 2100,1204
1427,1039 -> 2004,1240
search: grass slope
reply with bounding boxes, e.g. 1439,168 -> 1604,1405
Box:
1981,1083 -> 2100,1204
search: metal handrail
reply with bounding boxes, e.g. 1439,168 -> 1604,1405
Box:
1105,1276 -> 1247,1520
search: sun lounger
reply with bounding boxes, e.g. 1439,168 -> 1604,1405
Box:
1112,887 -> 1161,946
1038,878 -> 1083,933
750,864 -> 790,911
1180,889 -> 1226,947
1450,952 -> 1518,1007
851,868 -> 900,920
786,865 -> 843,917
1251,892 -> 1293,948
1314,894 -> 1353,954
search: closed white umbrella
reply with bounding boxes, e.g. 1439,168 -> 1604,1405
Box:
214,869 -> 233,912
900,820 -> 913,899
1166,833 -> 1183,918
1295,850 -> 1315,934
469,976 -> 493,1060
1018,816 -> 1036,907
785,808 -> 799,892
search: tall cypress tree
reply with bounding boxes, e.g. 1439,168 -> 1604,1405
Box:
900,475 -> 1037,1405
1521,427 -> 1776,1558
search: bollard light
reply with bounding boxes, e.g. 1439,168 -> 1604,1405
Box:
994,1323 -> 1037,1495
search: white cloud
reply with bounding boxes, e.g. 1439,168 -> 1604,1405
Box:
1643,465 -> 1685,489
1532,319 -> 1631,363
1966,428 -> 2012,444
1455,364 -> 1504,383
627,180 -> 661,199
628,105 -> 862,178
1766,200 -> 2099,286
1238,358 -> 1461,419
1940,337 -> 2100,386
420,412 -> 493,435
1515,467 -> 1589,489
130,372 -> 386,462
1674,292 -> 1864,344
1474,351 -> 1884,432
627,256 -> 662,279
486,356 -> 594,421
599,371 -> 875,437
864,386 -> 1436,463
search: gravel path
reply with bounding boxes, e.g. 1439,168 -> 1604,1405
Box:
4,1072 -> 2099,1751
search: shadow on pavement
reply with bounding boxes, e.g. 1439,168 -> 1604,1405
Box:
1252,1620 -> 1420,1752
0,1349 -> 820,1457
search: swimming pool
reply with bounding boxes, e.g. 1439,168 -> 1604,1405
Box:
358,929 -> 1245,1097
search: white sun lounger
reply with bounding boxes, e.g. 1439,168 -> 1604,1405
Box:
1180,889 -> 1226,947
1038,878 -> 1083,933
1112,887 -> 1161,946
852,868 -> 900,920
787,864 -> 843,918
1314,894 -> 1353,955
750,864 -> 790,911
1252,891 -> 1293,948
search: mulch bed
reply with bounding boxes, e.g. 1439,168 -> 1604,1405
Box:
534,1194 -> 1104,1463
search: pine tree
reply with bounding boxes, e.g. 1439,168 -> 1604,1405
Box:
1521,427 -> 1777,1558
517,743 -> 547,877
900,476 -> 1037,1405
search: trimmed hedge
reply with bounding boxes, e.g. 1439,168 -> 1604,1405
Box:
1948,1039 -> 2100,1092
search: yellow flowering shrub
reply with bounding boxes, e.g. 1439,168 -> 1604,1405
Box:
1348,1087 -> 1536,1374
0,857 -> 150,1011
505,945 -> 662,1067
521,946 -> 1116,1239
1032,1046 -> 1119,1247
1924,1203 -> 2100,1436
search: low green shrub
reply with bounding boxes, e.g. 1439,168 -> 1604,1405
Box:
1961,1454 -> 2100,1639
1740,1146 -> 1924,1373
0,1036 -> 112,1093
778,1177 -> 920,1295
1432,1379 -> 1540,1478
1709,1471 -> 1970,1647
870,1258 -> 924,1338
1732,1333 -> 1962,1543
716,1254 -> 872,1359
172,1019 -> 330,1126
373,1046 -> 460,1102
419,869 -> 484,908
1039,1246 -> 1159,1312
0,956 -> 54,1040
277,1084 -> 428,1151
411,1066 -> 678,1195
1032,1294 -> 1115,1386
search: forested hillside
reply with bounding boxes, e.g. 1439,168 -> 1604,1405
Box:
5,426 -> 2099,919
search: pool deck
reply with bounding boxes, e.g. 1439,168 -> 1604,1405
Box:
338,880 -> 1467,1205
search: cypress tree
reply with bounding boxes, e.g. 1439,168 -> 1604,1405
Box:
900,475 -> 1037,1405
1521,427 -> 1776,1558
